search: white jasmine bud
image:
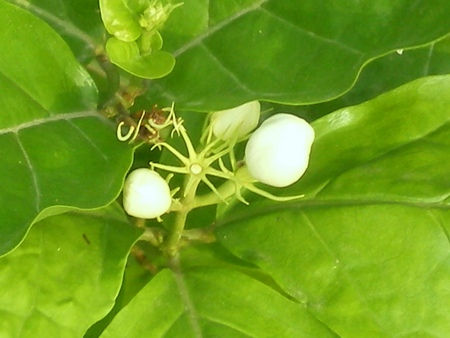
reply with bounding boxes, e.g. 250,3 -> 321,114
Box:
245,113 -> 315,187
211,101 -> 260,140
123,168 -> 172,218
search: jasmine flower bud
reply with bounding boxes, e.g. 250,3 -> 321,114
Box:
211,101 -> 260,140
245,114 -> 314,187
123,168 -> 172,218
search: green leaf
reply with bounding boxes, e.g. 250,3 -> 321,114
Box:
216,75 -> 450,337
0,206 -> 142,338
106,37 -> 176,79
334,36 -> 450,108
0,1 -> 133,255
301,75 -> 450,201
145,1 -> 450,110
99,0 -> 142,42
6,0 -> 104,63
295,35 -> 450,121
217,207 -> 450,337
100,266 -> 337,337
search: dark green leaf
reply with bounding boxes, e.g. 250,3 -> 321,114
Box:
146,1 -> 450,110
6,0 -> 104,62
0,1 -> 133,255
294,35 -> 450,121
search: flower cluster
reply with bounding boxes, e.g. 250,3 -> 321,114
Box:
122,101 -> 315,219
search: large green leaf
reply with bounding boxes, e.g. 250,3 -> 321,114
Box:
0,206 -> 142,338
215,75 -> 450,337
100,266 -> 338,337
144,1 -> 450,110
330,35 -> 450,108
217,207 -> 450,337
285,34 -> 450,121
0,1 -> 133,255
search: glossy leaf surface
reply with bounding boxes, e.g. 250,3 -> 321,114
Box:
106,37 -> 175,79
2,1 -> 450,337
0,207 -> 142,338
293,35 -> 450,121
0,1 -> 133,255
99,0 -> 141,42
144,0 -> 450,110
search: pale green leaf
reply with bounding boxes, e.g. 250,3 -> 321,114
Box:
100,266 -> 337,337
0,206 -> 142,338
106,36 -> 175,79
216,75 -> 450,337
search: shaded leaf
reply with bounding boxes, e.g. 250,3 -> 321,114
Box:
216,75 -> 450,337
6,0 -> 104,62
330,35 -> 450,108
288,34 -> 450,121
0,206 -> 142,338
145,1 -> 450,110
85,243 -> 157,338
0,1 -> 133,255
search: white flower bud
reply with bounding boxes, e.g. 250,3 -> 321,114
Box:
211,101 -> 260,140
245,113 -> 315,187
123,168 -> 172,219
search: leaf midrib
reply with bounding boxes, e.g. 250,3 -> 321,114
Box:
173,0 -> 269,57
218,198 -> 450,226
0,111 -> 101,135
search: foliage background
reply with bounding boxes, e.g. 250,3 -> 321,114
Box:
0,0 -> 449,337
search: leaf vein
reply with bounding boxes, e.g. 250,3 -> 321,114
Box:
423,42 -> 435,76
301,212 -> 386,330
260,7 -> 364,57
217,199 -> 450,230
0,111 -> 99,135
15,133 -> 41,211
170,256 -> 203,338
174,0 -> 269,57
201,43 -> 254,95
66,119 -> 109,161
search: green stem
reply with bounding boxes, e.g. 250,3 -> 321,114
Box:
191,178 -> 237,209
163,176 -> 201,258
164,207 -> 189,258
95,54 -> 121,108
